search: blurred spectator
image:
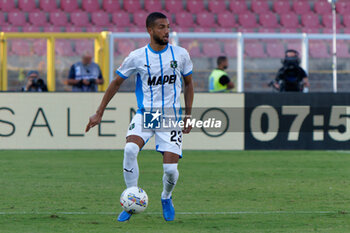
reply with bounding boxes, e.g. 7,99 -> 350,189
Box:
21,70 -> 48,92
208,56 -> 234,92
274,50 -> 310,92
67,52 -> 104,92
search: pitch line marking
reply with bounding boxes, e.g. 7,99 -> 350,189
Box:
328,150 -> 350,154
0,211 -> 346,215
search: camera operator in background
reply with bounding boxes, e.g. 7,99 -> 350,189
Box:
67,51 -> 104,92
273,50 -> 310,92
21,70 -> 48,92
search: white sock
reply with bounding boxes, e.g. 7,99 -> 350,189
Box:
123,143 -> 140,188
161,164 -> 179,199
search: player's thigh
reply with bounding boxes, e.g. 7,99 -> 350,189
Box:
163,152 -> 179,164
126,135 -> 145,150
126,113 -> 154,150
155,128 -> 182,159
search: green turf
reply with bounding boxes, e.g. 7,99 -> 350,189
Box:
1,150 -> 350,233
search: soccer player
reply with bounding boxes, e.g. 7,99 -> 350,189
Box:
85,12 -> 194,222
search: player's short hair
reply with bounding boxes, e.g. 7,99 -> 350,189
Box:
217,56 -> 228,66
146,12 -> 167,28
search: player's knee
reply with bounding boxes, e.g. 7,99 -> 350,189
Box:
163,164 -> 178,177
124,143 -> 139,160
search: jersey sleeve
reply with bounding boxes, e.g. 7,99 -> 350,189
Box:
219,75 -> 231,85
181,50 -> 193,77
97,65 -> 103,80
68,65 -> 76,80
275,67 -> 284,81
300,67 -> 308,78
116,52 -> 136,79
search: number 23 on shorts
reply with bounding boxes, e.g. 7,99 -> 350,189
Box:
170,130 -> 182,144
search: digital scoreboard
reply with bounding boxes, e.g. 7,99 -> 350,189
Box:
245,93 -> 350,150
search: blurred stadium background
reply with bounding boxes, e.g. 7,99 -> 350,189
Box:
0,0 -> 350,92
3,1 -> 350,232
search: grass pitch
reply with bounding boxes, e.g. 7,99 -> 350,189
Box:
1,150 -> 350,233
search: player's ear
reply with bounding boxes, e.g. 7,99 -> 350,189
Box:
147,26 -> 152,34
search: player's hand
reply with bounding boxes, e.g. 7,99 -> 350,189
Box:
85,113 -> 102,133
182,116 -> 192,134
82,79 -> 90,86
26,79 -> 33,89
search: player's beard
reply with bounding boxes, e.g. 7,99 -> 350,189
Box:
153,34 -> 168,46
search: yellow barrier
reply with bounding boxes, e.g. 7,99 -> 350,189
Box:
0,32 -> 110,91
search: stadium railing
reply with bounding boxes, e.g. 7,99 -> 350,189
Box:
1,32 -> 350,92
110,32 -> 350,93
0,32 -> 109,92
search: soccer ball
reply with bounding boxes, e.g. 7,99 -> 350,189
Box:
120,187 -> 148,214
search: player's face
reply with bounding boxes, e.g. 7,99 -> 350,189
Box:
150,18 -> 170,45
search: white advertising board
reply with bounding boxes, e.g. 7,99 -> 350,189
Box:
0,93 -> 244,150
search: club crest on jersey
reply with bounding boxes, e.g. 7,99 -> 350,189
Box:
170,60 -> 178,69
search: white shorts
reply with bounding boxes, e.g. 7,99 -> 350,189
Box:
126,113 -> 183,157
